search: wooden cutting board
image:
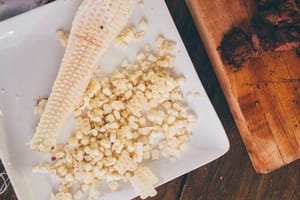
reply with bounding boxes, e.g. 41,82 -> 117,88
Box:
186,0 -> 300,173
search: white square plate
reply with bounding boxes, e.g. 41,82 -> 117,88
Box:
0,0 -> 229,199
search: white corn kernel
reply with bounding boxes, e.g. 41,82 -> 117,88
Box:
137,52 -> 146,61
105,114 -> 115,123
151,149 -> 160,160
74,190 -> 83,200
111,101 -> 124,110
138,0 -> 144,8
108,181 -> 120,191
144,43 -> 151,51
134,31 -> 145,41
156,35 -> 165,48
142,151 -> 150,160
139,18 -> 148,30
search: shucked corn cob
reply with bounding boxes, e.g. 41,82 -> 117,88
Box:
31,0 -> 136,152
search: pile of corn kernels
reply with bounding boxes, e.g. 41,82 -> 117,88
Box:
35,28 -> 196,200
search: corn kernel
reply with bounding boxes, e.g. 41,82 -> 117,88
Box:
139,18 -> 148,30
108,181 -> 120,191
151,149 -> 160,160
138,0 -> 144,8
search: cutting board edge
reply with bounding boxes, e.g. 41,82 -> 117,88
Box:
184,0 -> 296,174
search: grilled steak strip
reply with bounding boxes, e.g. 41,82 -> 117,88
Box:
220,0 -> 300,69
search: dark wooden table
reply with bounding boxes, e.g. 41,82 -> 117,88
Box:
1,0 -> 299,200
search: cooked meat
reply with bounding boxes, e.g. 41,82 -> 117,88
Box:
273,27 -> 300,50
251,33 -> 263,51
254,23 -> 300,50
296,0 -> 300,9
256,0 -> 282,9
220,0 -> 300,68
252,17 -> 278,50
220,28 -> 258,67
260,0 -> 300,27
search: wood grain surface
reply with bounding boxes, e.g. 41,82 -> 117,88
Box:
1,0 -> 300,200
186,0 -> 300,173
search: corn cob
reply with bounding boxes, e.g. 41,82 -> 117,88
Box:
31,0 -> 136,152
